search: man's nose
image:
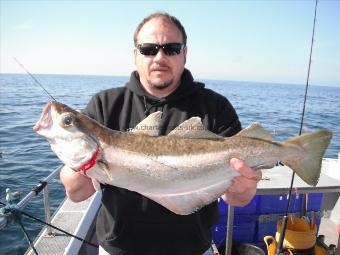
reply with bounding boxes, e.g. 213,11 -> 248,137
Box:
153,48 -> 167,61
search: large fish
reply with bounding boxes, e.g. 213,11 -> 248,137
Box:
33,101 -> 332,215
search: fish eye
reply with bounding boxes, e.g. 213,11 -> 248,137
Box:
63,114 -> 74,126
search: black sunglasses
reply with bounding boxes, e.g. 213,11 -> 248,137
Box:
136,43 -> 184,56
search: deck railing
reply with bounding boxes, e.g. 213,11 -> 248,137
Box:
0,165 -> 62,231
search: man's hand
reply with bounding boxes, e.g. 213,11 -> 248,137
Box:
60,165 -> 96,202
222,158 -> 262,206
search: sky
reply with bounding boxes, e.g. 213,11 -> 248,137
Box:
1,0 -> 340,87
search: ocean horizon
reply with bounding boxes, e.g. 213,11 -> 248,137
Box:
2,72 -> 340,89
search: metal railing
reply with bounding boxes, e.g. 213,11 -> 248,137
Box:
0,165 -> 62,231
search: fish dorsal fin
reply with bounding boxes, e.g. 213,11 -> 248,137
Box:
131,111 -> 162,136
168,117 -> 224,140
236,122 -> 274,141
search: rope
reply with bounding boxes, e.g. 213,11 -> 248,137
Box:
15,215 -> 39,255
0,201 -> 98,250
0,203 -> 38,254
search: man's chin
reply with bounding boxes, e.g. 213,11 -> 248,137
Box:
150,80 -> 173,90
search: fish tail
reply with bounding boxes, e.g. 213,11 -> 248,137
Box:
282,130 -> 332,186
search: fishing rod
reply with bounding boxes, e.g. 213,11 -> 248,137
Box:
276,0 -> 319,254
13,57 -> 57,101
7,60 -> 100,251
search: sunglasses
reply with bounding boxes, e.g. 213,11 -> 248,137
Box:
136,43 -> 184,56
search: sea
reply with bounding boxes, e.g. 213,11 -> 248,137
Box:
0,73 -> 339,255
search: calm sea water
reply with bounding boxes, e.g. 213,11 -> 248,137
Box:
0,73 -> 339,254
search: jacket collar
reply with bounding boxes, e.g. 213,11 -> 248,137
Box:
126,68 -> 205,103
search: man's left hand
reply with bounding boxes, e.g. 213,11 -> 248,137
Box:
222,158 -> 262,206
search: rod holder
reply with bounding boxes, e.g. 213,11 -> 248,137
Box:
43,185 -> 53,236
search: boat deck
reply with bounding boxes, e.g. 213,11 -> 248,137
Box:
25,192 -> 101,255
319,217 -> 340,250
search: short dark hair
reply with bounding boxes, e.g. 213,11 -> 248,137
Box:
134,12 -> 187,46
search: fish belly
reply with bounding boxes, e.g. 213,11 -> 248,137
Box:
87,147 -> 239,215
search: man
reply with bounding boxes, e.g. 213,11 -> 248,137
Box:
60,12 -> 262,255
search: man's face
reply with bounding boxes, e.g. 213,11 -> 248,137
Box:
134,17 -> 187,97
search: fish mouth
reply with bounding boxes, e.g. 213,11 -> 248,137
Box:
33,102 -> 53,133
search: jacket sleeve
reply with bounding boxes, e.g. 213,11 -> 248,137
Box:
214,96 -> 242,137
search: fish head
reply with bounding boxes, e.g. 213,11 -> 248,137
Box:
33,101 -> 99,170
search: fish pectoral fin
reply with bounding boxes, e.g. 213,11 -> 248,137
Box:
97,159 -> 113,181
130,111 -> 162,136
168,117 -> 224,140
236,122 -> 274,141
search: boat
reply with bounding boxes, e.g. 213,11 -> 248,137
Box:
1,156 -> 339,255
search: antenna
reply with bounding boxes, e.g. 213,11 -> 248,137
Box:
13,58 -> 57,101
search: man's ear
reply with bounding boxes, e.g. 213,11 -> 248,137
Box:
183,46 -> 188,65
133,47 -> 138,65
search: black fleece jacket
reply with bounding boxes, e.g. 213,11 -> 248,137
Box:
83,69 -> 241,255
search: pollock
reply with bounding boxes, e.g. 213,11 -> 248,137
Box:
34,101 -> 332,215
